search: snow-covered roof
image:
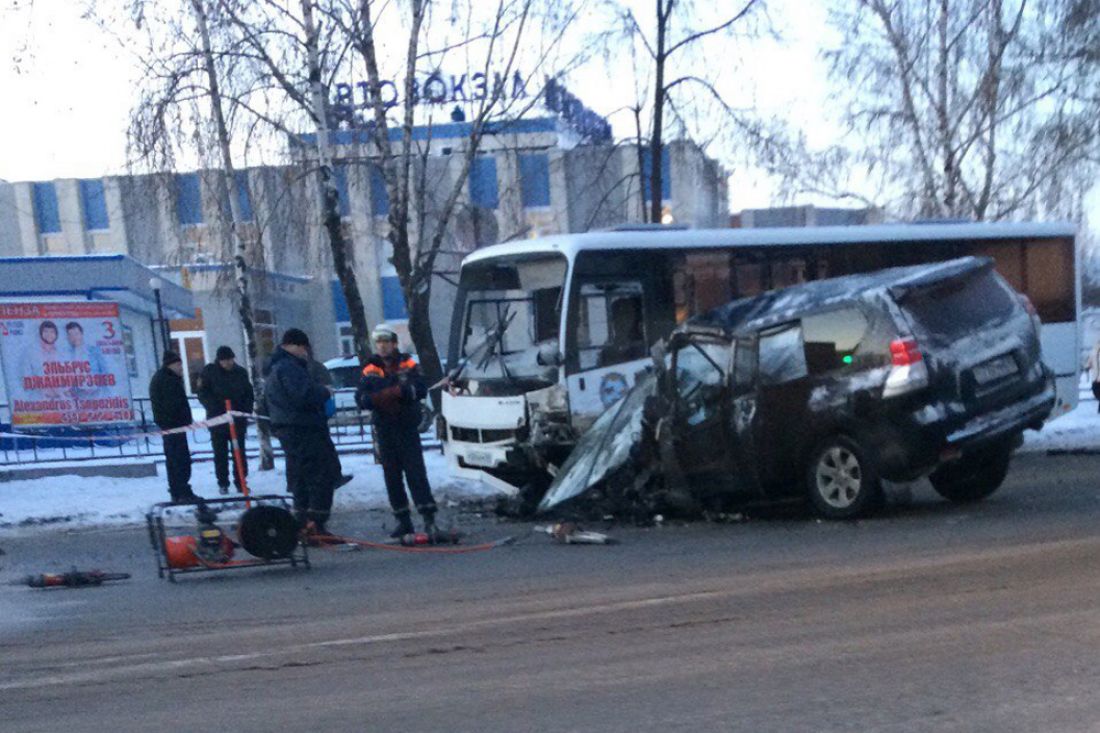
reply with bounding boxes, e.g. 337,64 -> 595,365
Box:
0,254 -> 194,318
463,221 -> 1077,267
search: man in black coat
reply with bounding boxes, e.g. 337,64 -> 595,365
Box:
149,350 -> 199,504
265,328 -> 340,535
198,345 -> 255,495
355,324 -> 437,538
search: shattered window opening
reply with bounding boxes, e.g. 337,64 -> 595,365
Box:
759,324 -> 808,385
675,341 -> 730,426
801,307 -> 869,375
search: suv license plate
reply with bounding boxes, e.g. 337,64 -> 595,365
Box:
464,449 -> 496,468
973,355 -> 1017,385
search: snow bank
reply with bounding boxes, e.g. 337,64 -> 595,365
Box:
1020,399 -> 1100,453
0,450 -> 496,534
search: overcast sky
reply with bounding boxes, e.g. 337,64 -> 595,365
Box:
0,0 -> 1093,222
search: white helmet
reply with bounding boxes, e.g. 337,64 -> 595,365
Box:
371,324 -> 398,343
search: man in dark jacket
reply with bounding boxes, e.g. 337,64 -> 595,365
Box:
197,345 -> 255,495
149,350 -> 199,504
355,324 -> 437,537
265,328 -> 340,535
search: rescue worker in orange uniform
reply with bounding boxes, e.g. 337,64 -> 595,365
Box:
355,324 -> 437,537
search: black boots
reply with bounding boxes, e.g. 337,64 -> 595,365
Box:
389,510 -> 415,539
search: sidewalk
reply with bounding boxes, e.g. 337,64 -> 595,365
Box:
0,450 -> 493,534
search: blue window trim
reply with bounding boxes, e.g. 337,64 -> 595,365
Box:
234,171 -> 254,222
79,179 -> 110,231
641,146 -> 672,203
333,165 -> 350,217
469,156 -> 499,209
381,276 -> 408,320
370,164 -> 389,216
331,280 -> 351,321
519,153 -> 551,208
176,173 -> 204,225
32,182 -> 61,234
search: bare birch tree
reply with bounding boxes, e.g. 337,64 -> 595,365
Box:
783,0 -> 1100,220
608,0 -> 766,223
218,0 -> 375,362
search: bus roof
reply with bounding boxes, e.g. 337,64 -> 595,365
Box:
462,221 -> 1077,267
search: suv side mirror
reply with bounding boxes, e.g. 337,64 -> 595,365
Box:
536,343 -> 564,367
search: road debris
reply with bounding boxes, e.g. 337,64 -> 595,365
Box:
535,522 -> 617,545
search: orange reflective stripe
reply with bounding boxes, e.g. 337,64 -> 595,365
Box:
397,358 -> 417,371
362,364 -> 384,377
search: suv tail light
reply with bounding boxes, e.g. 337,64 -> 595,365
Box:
890,338 -> 923,366
884,337 -> 929,398
1019,294 -> 1042,336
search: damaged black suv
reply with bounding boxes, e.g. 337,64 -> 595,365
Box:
540,257 -> 1056,519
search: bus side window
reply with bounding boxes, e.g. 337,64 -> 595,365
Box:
573,282 -> 646,370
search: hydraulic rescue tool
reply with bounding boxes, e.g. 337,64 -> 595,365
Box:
18,569 -> 131,588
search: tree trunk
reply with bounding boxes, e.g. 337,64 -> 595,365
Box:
649,0 -> 671,225
302,0 -> 373,365
633,105 -> 649,222
193,0 -> 274,469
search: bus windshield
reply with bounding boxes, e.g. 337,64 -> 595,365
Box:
453,253 -> 567,386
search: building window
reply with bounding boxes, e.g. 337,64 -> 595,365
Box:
175,173 -> 204,226
469,156 -> 499,209
32,181 -> 61,234
254,308 -> 277,360
121,325 -> 139,377
234,170 -> 254,222
381,276 -> 408,320
641,145 -> 672,203
333,165 -> 350,218
79,179 -> 110,231
519,154 -> 551,208
170,330 -> 208,394
370,164 -> 389,216
337,323 -> 354,357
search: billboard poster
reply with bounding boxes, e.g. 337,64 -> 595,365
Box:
0,302 -> 136,427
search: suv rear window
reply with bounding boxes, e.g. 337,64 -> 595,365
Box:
900,269 -> 1017,343
801,307 -> 868,375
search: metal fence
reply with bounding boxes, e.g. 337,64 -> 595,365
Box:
0,395 -> 441,466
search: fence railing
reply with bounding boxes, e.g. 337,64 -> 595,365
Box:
0,395 -> 440,467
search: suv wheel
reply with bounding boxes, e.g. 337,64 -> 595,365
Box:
929,445 -> 1012,504
806,436 -> 883,519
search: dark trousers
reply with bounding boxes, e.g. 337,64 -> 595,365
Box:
211,419 -> 248,489
162,432 -> 192,501
275,425 -> 339,527
375,422 -> 436,517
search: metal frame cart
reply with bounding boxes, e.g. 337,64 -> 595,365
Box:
146,495 -> 310,583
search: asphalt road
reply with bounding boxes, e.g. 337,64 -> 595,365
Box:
3,452 -> 1100,732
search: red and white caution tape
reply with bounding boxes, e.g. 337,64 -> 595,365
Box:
0,413 -> 235,443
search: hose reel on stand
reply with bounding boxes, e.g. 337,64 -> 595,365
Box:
148,496 -> 309,582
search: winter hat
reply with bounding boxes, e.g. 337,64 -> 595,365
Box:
371,324 -> 398,342
162,350 -> 183,367
281,328 -> 310,347
216,345 -> 235,361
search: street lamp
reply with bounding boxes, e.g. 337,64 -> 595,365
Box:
149,277 -> 170,357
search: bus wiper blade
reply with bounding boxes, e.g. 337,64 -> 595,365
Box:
475,306 -> 517,372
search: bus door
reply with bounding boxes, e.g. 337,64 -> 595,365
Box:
565,281 -> 651,432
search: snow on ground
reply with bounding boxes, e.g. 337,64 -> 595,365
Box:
2,398 -> 1099,535
0,450 -> 497,534
1021,398 -> 1100,453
